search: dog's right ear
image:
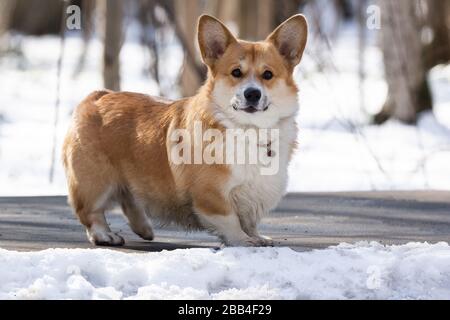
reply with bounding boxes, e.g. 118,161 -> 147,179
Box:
266,14 -> 308,68
197,15 -> 237,68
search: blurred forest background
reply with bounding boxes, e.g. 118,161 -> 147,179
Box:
0,0 -> 450,195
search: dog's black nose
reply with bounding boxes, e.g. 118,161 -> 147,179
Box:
244,88 -> 261,104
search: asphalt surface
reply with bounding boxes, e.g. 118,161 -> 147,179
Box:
0,191 -> 449,252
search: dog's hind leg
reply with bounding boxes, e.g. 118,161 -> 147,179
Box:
70,186 -> 125,246
119,189 -> 154,241
84,209 -> 125,246
65,157 -> 124,245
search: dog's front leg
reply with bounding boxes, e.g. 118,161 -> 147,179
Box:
238,207 -> 274,247
192,191 -> 267,247
197,212 -> 263,246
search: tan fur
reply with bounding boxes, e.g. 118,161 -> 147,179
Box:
62,14 -> 308,246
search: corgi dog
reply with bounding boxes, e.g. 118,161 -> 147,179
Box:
62,14 -> 308,247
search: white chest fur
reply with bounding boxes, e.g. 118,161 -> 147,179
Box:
227,117 -> 297,218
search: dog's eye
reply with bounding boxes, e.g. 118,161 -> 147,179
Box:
231,68 -> 242,78
262,70 -> 273,80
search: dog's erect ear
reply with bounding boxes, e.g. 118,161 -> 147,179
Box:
197,15 -> 237,67
266,14 -> 308,68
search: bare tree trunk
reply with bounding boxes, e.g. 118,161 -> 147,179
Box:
424,0 -> 450,69
375,0 -> 432,124
274,0 -> 305,25
138,0 -> 161,89
239,0 -> 275,40
0,0 -> 15,52
103,0 -> 123,91
74,0 -> 96,76
0,0 -> 15,35
207,0 -> 240,29
174,0 -> 204,96
9,0 -> 63,35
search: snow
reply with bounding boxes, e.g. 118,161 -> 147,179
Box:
1,242 -> 450,300
1,22 -> 450,195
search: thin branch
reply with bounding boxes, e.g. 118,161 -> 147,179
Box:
49,0 -> 68,183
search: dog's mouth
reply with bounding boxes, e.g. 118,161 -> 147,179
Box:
233,103 -> 271,113
243,106 -> 258,113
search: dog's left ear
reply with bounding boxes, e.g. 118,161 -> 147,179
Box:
197,15 -> 237,68
266,14 -> 308,68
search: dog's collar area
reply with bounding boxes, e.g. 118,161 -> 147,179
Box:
258,141 -> 276,158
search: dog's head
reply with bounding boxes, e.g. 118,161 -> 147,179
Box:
198,14 -> 308,128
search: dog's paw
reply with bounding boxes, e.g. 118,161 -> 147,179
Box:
87,229 -> 125,246
255,235 -> 274,247
130,220 -> 154,241
225,236 -> 273,247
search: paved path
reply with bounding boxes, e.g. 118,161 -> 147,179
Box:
1,192 -> 449,252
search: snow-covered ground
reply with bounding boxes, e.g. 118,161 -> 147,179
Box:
0,22 -> 450,195
1,242 -> 450,300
